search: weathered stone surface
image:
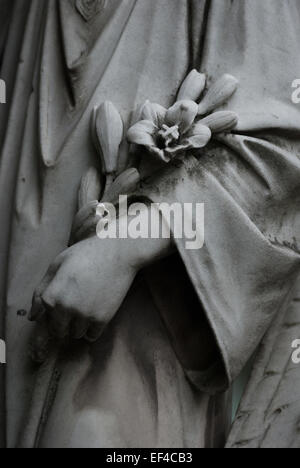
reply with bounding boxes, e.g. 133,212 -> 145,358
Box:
1,0 -> 300,449
227,282 -> 300,449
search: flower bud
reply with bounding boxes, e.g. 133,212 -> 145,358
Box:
177,70 -> 206,102
105,168 -> 140,203
198,74 -> 239,115
92,101 -> 124,175
199,111 -> 238,133
78,167 -> 102,209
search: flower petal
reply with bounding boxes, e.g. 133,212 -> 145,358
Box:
177,70 -> 206,102
127,120 -> 157,147
165,144 -> 189,157
149,146 -> 171,163
163,125 -> 211,157
199,111 -> 238,133
140,101 -> 167,127
198,74 -> 239,115
166,100 -> 198,134
130,103 -> 145,126
183,123 -> 212,148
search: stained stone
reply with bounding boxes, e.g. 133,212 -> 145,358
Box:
75,0 -> 106,22
0,0 -> 300,450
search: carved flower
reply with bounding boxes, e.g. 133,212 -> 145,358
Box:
127,70 -> 239,164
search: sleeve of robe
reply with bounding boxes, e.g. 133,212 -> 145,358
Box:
138,0 -> 300,394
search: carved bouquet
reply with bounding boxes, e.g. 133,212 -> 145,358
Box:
22,70 -> 239,448
72,70 -> 239,241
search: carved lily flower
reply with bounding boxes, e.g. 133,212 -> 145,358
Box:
127,70 -> 239,164
128,99 -> 211,163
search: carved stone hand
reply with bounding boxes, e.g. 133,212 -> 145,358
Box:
29,207 -> 171,362
29,234 -> 137,348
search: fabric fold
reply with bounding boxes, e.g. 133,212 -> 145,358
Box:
137,131 -> 300,392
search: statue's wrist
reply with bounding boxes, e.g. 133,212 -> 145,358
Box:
116,205 -> 173,271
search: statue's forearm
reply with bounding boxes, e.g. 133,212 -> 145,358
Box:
115,204 -> 174,272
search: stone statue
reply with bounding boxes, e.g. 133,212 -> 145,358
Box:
0,0 -> 299,449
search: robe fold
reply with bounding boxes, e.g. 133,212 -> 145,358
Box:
0,0 -> 299,448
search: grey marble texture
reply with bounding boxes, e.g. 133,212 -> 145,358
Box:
0,0 -> 300,449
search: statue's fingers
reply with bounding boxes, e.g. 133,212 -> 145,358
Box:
85,322 -> 105,343
72,201 -> 99,238
29,292 -> 46,322
74,215 -> 99,242
70,317 -> 90,340
29,317 -> 52,363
